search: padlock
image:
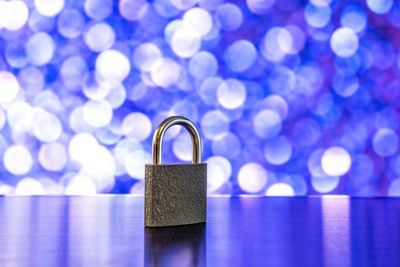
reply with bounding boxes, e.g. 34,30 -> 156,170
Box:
145,116 -> 207,227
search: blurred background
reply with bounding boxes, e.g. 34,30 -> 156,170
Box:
0,0 -> 399,196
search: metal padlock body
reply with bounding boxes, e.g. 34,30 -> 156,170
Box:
145,163 -> 207,227
145,116 -> 207,227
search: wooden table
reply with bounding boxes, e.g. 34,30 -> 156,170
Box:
0,196 -> 399,266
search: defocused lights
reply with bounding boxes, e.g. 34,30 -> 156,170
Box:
133,43 -> 162,72
367,0 -> 393,14
35,0 -> 65,17
263,95 -> 289,120
312,175 -> 340,193
206,156 -> 232,192
201,110 -> 230,139
57,9 -> 85,38
246,0 -> 275,15
330,27 -> 359,58
84,0 -> 113,20
170,0 -> 196,10
183,8 -> 213,36
61,56 -> 88,90
83,100 -> 113,128
65,175 -> 97,195
224,40 -> 257,72
7,101 -> 33,131
253,110 -> 282,139
151,58 -> 180,88
238,163 -> 268,193
264,136 -> 292,165
4,145 -> 33,175
38,142 -> 68,171
26,32 -> 55,66
266,183 -> 295,196
33,110 -> 62,142
84,22 -> 115,52
304,4 -> 332,28
340,6 -> 367,33
0,0 -> 397,196
122,112 -> 152,141
171,26 -> 201,58
69,133 -> 99,163
189,51 -> 218,80
0,0 -> 29,31
95,50 -> 131,82
125,150 -> 151,179
373,128 -> 399,157
261,27 -> 292,62
217,79 -> 247,109
321,147 -> 352,176
0,71 -> 19,105
173,131 -> 193,161
119,0 -> 148,21
388,178 -> 400,196
212,132 -> 241,160
215,3 -> 243,31
15,178 -> 44,195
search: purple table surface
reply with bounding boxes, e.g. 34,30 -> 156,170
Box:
0,196 -> 399,267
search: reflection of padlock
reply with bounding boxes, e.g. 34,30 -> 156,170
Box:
145,224 -> 206,266
145,116 -> 207,227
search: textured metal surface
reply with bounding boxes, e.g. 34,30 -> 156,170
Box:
145,163 -> 207,227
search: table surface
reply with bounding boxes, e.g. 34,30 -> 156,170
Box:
0,196 -> 399,267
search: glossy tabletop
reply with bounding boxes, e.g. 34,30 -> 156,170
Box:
0,196 -> 399,267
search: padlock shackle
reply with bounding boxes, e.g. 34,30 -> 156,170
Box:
152,116 -> 202,165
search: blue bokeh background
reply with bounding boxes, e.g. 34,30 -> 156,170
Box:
0,0 -> 399,196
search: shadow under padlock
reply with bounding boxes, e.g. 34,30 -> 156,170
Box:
144,224 -> 206,267
145,116 -> 207,227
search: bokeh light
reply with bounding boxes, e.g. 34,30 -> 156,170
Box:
133,43 -> 162,72
366,0 -> 393,14
312,175 -> 340,193
0,0 -> 29,31
206,156 -> 231,192
96,49 -> 131,82
266,183 -> 295,196
84,22 -> 115,52
57,9 -> 85,38
122,112 -> 152,141
65,174 -> 97,195
238,163 -> 268,193
340,5 -> 367,33
189,51 -> 218,80
183,8 -> 213,37
321,147 -> 352,177
224,40 -> 257,72
330,27 -> 359,58
253,110 -> 282,139
26,32 -> 55,66
150,58 -> 180,88
217,79 -> 247,109
304,3 -> 332,28
215,3 -> 243,31
0,0 -> 397,197
4,145 -> 33,175
15,178 -> 44,195
38,142 -> 67,171
264,136 -> 292,165
0,71 -> 19,104
373,128 -> 399,157
171,26 -> 201,58
35,0 -> 65,17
